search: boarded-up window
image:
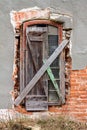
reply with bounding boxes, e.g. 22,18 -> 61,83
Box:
20,21 -> 65,111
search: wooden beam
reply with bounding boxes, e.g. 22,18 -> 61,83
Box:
14,39 -> 69,106
43,59 -> 64,103
60,50 -> 66,104
29,35 -> 43,41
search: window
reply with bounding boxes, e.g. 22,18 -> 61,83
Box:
20,20 -> 65,111
48,26 -> 60,104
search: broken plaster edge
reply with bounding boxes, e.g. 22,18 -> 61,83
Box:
10,6 -> 73,32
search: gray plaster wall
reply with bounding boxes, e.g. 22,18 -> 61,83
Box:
0,0 -> 87,108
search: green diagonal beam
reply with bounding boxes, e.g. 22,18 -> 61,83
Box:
43,59 -> 64,103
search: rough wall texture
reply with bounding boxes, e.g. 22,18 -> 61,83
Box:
10,7 -> 87,122
0,0 -> 87,118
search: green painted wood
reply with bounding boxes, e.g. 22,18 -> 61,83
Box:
43,59 -> 64,103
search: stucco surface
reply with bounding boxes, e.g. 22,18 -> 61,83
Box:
0,0 -> 87,108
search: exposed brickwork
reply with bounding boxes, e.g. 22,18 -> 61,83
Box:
48,68 -> 87,122
70,68 -> 87,121
11,28 -> 20,100
10,7 -> 50,29
10,7 -> 87,122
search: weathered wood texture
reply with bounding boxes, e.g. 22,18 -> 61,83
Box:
20,26 -> 24,92
15,39 -> 69,106
60,50 -> 65,103
26,101 -> 48,111
26,95 -> 48,111
26,27 -> 47,95
25,26 -> 48,110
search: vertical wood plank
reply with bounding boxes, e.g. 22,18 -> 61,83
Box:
42,26 -> 48,97
20,25 -> 24,92
25,42 -> 28,87
22,24 -> 27,94
60,50 -> 65,104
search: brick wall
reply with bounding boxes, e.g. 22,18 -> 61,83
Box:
70,68 -> 87,121
49,68 -> 87,121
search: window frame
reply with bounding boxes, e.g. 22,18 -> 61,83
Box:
20,20 -> 65,107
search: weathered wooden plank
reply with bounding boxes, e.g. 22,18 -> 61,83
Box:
20,26 -> 24,92
26,26 -> 47,34
60,49 -> 65,104
26,95 -> 47,98
26,40 -> 34,86
23,51 -> 26,91
26,42 -> 29,86
42,79 -> 48,96
21,25 -> 27,94
26,101 -> 48,111
48,101 -> 62,106
26,96 -> 47,101
42,28 -> 48,97
14,39 -> 69,106
29,35 -> 43,41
